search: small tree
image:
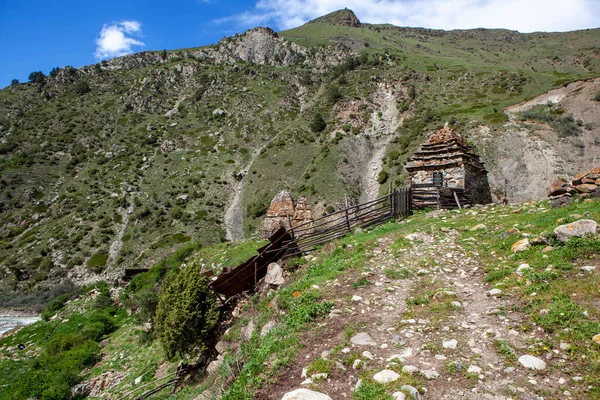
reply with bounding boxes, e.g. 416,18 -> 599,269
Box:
10,79 -> 19,86
28,71 -> 46,85
154,266 -> 220,360
74,79 -> 91,95
309,112 -> 326,132
49,67 -> 60,78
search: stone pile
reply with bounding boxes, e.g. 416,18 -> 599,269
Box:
261,191 -> 313,239
547,167 -> 600,207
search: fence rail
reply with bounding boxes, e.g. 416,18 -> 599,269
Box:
285,187 -> 412,255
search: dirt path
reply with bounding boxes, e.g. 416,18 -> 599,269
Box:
360,82 -> 403,204
224,132 -> 284,241
258,212 -> 569,399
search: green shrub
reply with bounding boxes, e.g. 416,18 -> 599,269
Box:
14,334 -> 100,399
377,169 -> 389,184
324,84 -> 342,105
41,293 -> 69,321
594,90 -> 600,102
154,266 -> 220,360
247,199 -> 269,219
309,113 -> 326,133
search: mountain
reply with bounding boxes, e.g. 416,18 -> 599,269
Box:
1,10 -> 600,298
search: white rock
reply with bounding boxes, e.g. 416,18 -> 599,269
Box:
242,320 -> 255,341
311,373 -> 327,380
265,262 -> 285,286
402,365 -> 419,375
373,369 -> 400,384
350,332 -> 376,346
352,359 -> 363,370
516,264 -> 531,276
355,379 -> 362,390
362,351 -> 375,360
443,339 -> 458,349
301,367 -> 308,378
488,288 -> 502,296
467,365 -> 482,374
260,321 -> 277,338
400,385 -> 421,400
352,295 -> 363,302
281,389 -> 332,400
420,369 -> 439,379
392,392 -> 407,400
518,355 -> 546,370
581,266 -> 596,273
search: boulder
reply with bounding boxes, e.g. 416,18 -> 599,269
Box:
546,179 -> 569,196
265,262 -> 284,286
518,354 -> 546,370
554,219 -> 597,242
572,171 -> 590,185
350,332 -> 376,346
575,184 -> 598,193
550,194 -> 572,208
511,238 -> 530,253
281,389 -> 332,400
260,320 -> 277,338
373,369 -> 400,384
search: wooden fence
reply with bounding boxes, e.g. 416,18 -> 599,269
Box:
284,188 -> 412,256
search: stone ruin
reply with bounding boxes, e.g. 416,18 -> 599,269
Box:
261,191 -> 314,239
405,123 -> 492,207
547,167 -> 600,207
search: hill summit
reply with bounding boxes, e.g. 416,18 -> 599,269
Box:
308,8 -> 361,27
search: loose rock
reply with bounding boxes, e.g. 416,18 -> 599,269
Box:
350,332 -> 376,346
518,355 -> 546,370
373,369 -> 400,384
554,219 -> 597,243
511,238 -> 531,253
281,389 -> 332,400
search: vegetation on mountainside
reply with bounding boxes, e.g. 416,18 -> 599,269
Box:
0,282 -> 124,400
520,104 -> 582,137
1,16 -> 599,295
154,267 -> 220,360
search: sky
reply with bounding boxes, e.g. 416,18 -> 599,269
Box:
1,0 -> 600,88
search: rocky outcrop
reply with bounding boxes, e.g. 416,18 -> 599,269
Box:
211,27 -> 306,67
547,167 -> 600,207
261,192 -> 313,238
309,9 -> 361,27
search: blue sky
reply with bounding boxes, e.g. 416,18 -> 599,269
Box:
1,0 -> 600,88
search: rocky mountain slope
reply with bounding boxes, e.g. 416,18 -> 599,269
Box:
1,8 -> 600,297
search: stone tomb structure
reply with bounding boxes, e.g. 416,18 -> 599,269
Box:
261,191 -> 314,239
405,123 -> 492,208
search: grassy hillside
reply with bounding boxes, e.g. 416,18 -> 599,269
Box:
1,9 -> 599,300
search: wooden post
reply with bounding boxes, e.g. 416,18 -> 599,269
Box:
287,214 -> 295,239
453,191 -> 462,209
345,208 -> 351,232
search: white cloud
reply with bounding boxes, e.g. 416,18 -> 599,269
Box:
94,20 -> 144,60
221,0 -> 600,33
